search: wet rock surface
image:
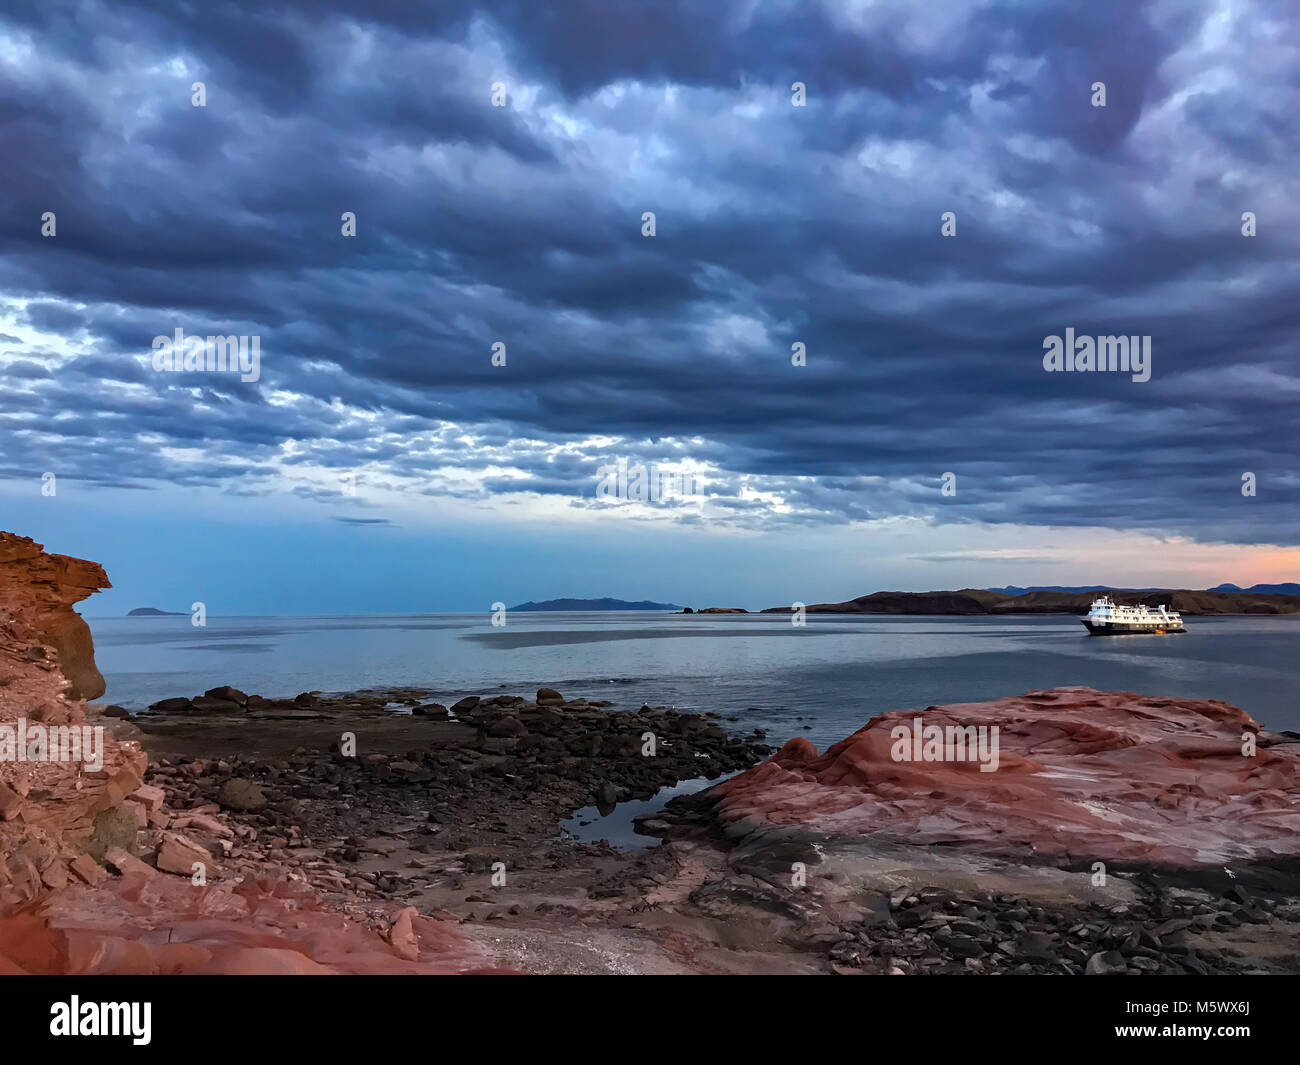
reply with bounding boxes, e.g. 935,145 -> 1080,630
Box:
130,685 -> 771,911
115,683 -> 807,973
133,684 -> 770,825
824,882 -> 1297,975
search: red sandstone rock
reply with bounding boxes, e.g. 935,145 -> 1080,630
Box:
707,687 -> 1300,866
40,861 -> 68,891
0,530 -> 490,976
104,846 -> 155,879
156,833 -> 216,877
0,533 -> 144,908
68,855 -> 106,886
387,905 -> 421,960
0,783 -> 22,822
0,875 -> 495,974
129,784 -> 166,815
0,533 -> 109,700
170,812 -> 231,838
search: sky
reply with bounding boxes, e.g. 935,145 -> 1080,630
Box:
1,0 -> 1297,615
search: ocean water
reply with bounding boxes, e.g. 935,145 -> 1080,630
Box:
87,611 -> 1300,753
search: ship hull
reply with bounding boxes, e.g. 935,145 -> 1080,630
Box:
1082,620 -> 1186,635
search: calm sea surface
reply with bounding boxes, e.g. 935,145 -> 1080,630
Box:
88,611 -> 1300,752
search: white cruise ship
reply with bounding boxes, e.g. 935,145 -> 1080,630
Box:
1082,595 -> 1185,635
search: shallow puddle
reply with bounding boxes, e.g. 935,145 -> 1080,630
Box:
556,771 -> 739,849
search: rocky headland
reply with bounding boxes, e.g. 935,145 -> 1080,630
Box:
4,530 -> 1300,975
0,533 -> 494,973
758,587 -> 1300,615
643,687 -> 1300,973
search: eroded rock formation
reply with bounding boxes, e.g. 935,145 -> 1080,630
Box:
0,532 -> 108,700
0,533 -> 141,910
0,532 -> 488,974
705,687 -> 1300,867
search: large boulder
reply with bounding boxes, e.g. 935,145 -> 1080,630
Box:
702,687 -> 1300,867
218,778 -> 267,812
156,832 -> 219,877
190,696 -> 244,713
84,806 -> 140,863
414,702 -> 449,718
204,686 -> 249,705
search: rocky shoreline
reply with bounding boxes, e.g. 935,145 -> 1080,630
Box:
6,530 -> 1300,975
112,684 -> 770,918
101,682 -> 1300,976
833,876 -> 1300,975
644,787 -> 1300,975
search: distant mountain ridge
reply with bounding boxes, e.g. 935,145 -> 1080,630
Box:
988,585 -> 1160,594
1207,582 -> 1300,595
127,607 -> 186,616
760,588 -> 1300,616
990,583 -> 1300,595
510,597 -> 682,611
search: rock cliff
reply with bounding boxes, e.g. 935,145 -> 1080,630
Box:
0,533 -> 140,910
0,532 -> 109,700
0,532 -> 488,974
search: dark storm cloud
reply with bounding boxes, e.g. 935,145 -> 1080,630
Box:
0,0 -> 1297,544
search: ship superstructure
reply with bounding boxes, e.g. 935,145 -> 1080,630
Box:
1082,595 -> 1185,635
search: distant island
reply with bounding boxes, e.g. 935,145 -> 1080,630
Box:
509,598 -> 682,611
127,607 -> 187,616
755,588 -> 1300,616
